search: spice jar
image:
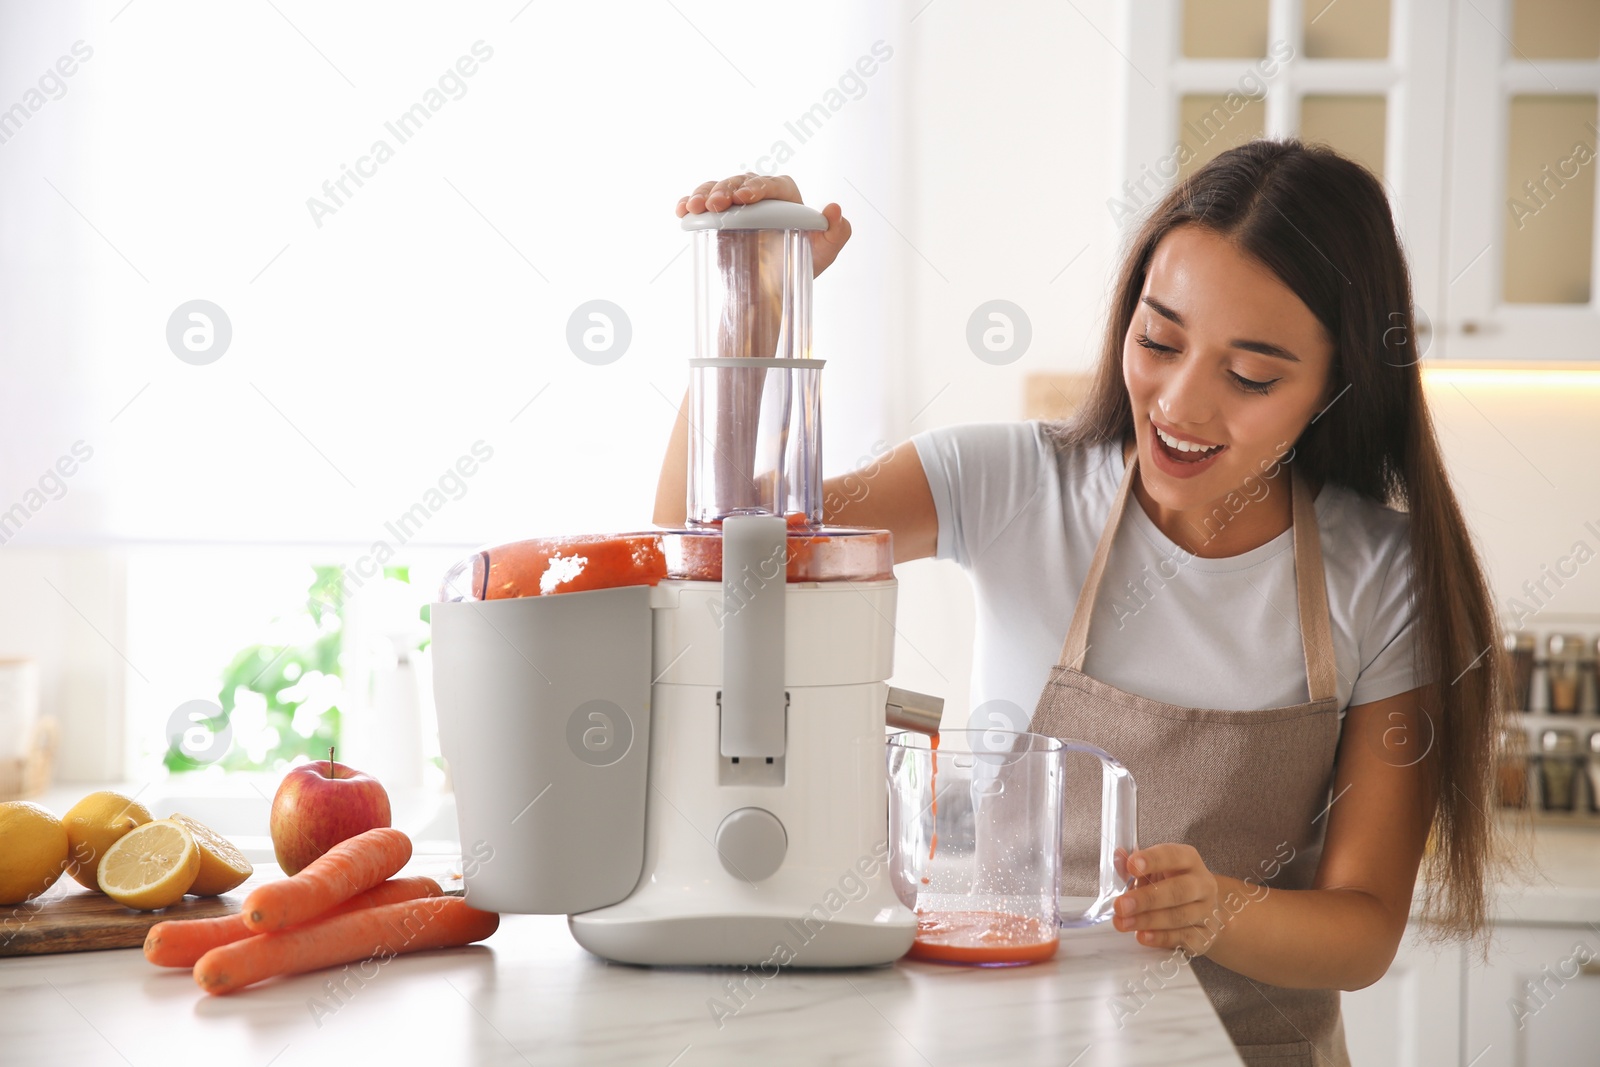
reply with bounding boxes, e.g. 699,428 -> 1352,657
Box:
1591,636 -> 1600,716
1588,732 -> 1600,815
1496,727 -> 1529,809
1539,729 -> 1580,811
1544,634 -> 1585,716
1505,632 -> 1536,712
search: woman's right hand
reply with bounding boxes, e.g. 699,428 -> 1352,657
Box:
675,173 -> 852,277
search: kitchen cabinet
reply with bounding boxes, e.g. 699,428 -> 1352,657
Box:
1340,821 -> 1600,1066
1463,923 -> 1600,1067
1342,919 -> 1600,1067
1342,931 -> 1463,1067
1117,0 -> 1600,362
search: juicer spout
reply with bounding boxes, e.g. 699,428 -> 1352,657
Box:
885,687 -> 945,735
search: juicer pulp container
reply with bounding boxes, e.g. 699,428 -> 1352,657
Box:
431,584 -> 652,915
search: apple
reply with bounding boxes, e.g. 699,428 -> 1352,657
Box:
269,748 -> 391,875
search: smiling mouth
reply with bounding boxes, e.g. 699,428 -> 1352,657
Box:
1151,419 -> 1226,464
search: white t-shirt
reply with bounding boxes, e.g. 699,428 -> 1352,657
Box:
910,422 -> 1423,727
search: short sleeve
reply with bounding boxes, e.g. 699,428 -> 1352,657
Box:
909,422 -> 1048,570
1347,534 -> 1427,707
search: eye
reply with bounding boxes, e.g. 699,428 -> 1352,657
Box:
1137,333 -> 1280,395
1230,371 -> 1279,395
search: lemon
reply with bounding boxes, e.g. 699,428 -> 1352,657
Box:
96,819 -> 201,910
0,801 -> 70,905
169,812 -> 253,896
64,791 -> 152,892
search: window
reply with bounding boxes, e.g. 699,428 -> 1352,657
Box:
0,2 -> 896,782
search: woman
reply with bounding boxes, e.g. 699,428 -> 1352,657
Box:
656,140 -> 1525,1066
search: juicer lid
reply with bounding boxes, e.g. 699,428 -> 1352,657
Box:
680,199 -> 827,233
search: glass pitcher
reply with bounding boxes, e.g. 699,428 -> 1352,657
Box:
886,729 -> 1137,966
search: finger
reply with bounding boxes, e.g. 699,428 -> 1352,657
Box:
1115,873 -> 1201,920
730,174 -> 769,202
758,174 -> 802,201
681,174 -> 805,218
1132,927 -> 1210,956
684,175 -> 750,213
678,180 -> 721,215
723,172 -> 804,206
809,202 -> 851,276
1128,843 -> 1200,879
704,173 -> 759,210
817,203 -> 851,248
1114,898 -> 1219,933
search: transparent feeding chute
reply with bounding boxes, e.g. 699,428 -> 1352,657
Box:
684,204 -> 824,527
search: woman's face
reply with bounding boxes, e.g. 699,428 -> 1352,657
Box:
1123,224 -> 1335,513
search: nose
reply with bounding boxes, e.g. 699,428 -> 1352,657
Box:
1155,359 -> 1216,428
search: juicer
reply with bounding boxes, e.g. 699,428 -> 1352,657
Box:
430,199 -> 940,967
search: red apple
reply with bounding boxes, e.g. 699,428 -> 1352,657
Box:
269,749 -> 391,875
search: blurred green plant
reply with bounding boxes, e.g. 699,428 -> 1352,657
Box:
163,565 -> 398,773
163,564 -> 431,774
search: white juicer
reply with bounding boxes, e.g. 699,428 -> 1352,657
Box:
430,199 -> 940,967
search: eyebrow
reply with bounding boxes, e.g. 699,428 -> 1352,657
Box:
1140,296 -> 1302,363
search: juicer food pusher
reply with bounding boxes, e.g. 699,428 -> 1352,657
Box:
430,199 -> 942,967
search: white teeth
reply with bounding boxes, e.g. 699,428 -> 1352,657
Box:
1155,425 -> 1220,454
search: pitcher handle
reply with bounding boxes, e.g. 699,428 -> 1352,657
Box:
1055,739 -> 1137,928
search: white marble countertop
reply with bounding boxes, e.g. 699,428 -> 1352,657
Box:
11,781 -> 1597,1067
0,903 -> 1243,1067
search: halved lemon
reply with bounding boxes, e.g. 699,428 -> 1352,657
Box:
169,812 -> 253,896
96,819 -> 200,910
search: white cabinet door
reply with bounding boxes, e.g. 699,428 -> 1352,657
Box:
1342,930 -> 1463,1067
1463,923 -> 1600,1066
1445,0 -> 1600,361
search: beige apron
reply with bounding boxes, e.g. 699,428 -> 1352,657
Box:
1029,450 -> 1351,1067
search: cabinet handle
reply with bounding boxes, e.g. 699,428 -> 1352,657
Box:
1583,960 -> 1600,978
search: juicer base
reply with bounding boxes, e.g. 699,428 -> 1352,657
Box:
566,908 -> 915,969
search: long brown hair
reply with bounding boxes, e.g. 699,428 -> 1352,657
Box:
1056,138 -> 1531,951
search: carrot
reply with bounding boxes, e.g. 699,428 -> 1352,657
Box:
242,827 -> 413,933
194,896 -> 499,996
144,876 -> 444,968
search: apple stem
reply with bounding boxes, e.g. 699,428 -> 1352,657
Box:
329,746 -> 337,779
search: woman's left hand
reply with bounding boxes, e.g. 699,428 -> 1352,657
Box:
1112,843 -> 1224,956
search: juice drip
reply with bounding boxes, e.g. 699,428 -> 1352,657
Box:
909,909 -> 1059,966
921,731 -> 939,883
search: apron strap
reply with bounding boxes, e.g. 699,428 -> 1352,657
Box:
1058,447 -> 1338,705
1290,461 -> 1338,704
1058,449 -> 1140,672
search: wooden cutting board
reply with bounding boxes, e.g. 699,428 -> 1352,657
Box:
0,859 -> 465,958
